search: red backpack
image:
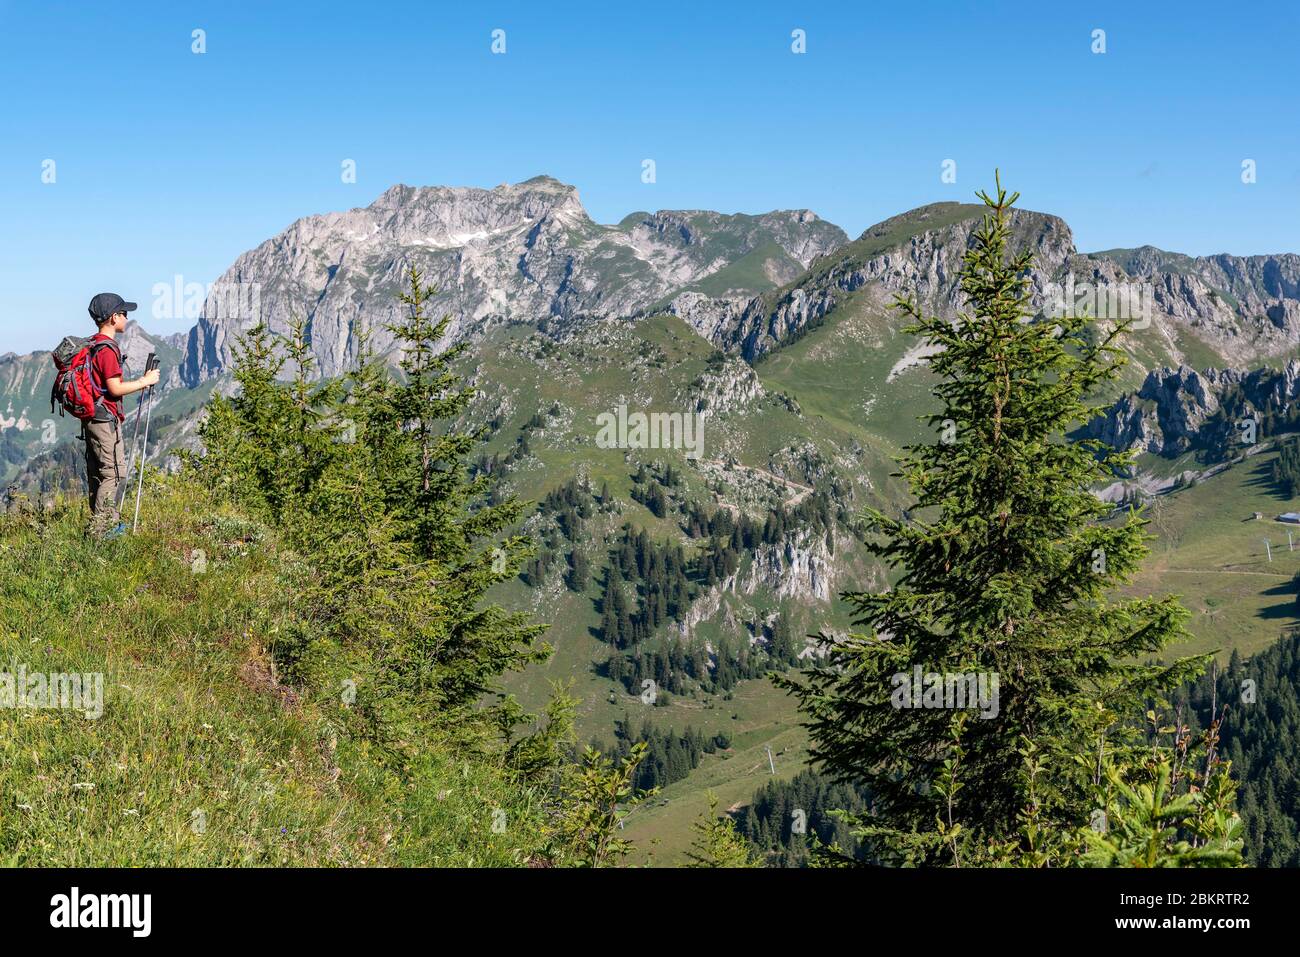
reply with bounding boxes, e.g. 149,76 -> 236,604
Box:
50,335 -> 121,421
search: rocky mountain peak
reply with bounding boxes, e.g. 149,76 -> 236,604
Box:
178,178 -> 849,385
671,202 -> 1078,360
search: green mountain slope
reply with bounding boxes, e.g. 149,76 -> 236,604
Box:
448,314 -> 897,861
9,192 -> 1300,865
1120,442 -> 1300,661
0,482 -> 547,866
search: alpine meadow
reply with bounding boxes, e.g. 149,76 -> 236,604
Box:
3,2 -> 1296,939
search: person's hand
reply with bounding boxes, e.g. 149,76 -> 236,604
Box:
140,369 -> 161,389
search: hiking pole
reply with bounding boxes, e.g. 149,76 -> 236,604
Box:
116,352 -> 154,511
131,354 -> 161,532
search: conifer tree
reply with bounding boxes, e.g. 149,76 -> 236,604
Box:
343,266 -> 548,719
186,322 -> 291,519
281,314 -> 345,516
779,175 -> 1227,865
566,549 -> 590,592
187,269 -> 551,750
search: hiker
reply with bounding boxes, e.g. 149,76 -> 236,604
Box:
81,293 -> 160,537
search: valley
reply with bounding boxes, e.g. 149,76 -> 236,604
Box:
6,177 -> 1300,864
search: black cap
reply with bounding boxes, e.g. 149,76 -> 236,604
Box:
88,293 -> 138,323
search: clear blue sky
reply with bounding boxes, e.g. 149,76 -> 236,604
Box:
2,0 -> 1297,353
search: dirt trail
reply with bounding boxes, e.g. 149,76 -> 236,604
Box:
699,458 -> 814,508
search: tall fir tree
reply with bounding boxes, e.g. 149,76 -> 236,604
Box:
185,321 -> 291,520
361,266 -> 547,715
779,175 -> 1234,865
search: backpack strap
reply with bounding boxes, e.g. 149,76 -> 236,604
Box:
88,338 -> 123,365
87,339 -> 125,421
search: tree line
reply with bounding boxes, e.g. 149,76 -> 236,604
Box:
604,613 -> 803,698
589,719 -> 732,793
732,770 -> 874,867
1180,632 -> 1300,866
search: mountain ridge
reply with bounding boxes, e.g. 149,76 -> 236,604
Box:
7,177 -> 1300,495
9,180 -> 1300,861
177,176 -> 849,386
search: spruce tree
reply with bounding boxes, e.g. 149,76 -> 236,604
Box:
358,265 -> 548,716
186,321 -> 291,519
187,269 -> 551,750
779,175 -> 1223,865
281,314 -> 344,517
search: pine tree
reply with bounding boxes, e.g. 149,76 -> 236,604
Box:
186,269 -> 552,752
770,613 -> 796,666
779,175 -> 1224,865
185,322 -> 292,519
280,315 -> 347,522
1272,436 -> 1300,496
600,569 -> 628,646
566,549 -> 590,592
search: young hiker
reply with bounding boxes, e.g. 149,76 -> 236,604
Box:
82,293 -> 160,537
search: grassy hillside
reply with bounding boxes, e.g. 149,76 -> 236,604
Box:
670,241 -> 805,300
455,315 -> 891,859
1123,444 -> 1300,661
453,302 -> 1300,861
8,221 -> 1296,866
0,480 -> 547,866
756,289 -> 935,454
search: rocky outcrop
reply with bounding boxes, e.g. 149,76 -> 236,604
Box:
674,204 -> 1076,360
670,528 -> 839,641
1087,247 -> 1300,367
739,528 -> 837,602
179,177 -> 847,385
690,357 -> 764,419
1087,360 -> 1300,454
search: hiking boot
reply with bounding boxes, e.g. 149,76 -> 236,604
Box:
86,507 -> 124,539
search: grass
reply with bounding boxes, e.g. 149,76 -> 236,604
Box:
671,242 -> 801,300
1123,444 -> 1300,661
0,478 -> 546,866
625,718 -> 810,865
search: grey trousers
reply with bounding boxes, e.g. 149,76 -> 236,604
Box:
84,418 -> 125,532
